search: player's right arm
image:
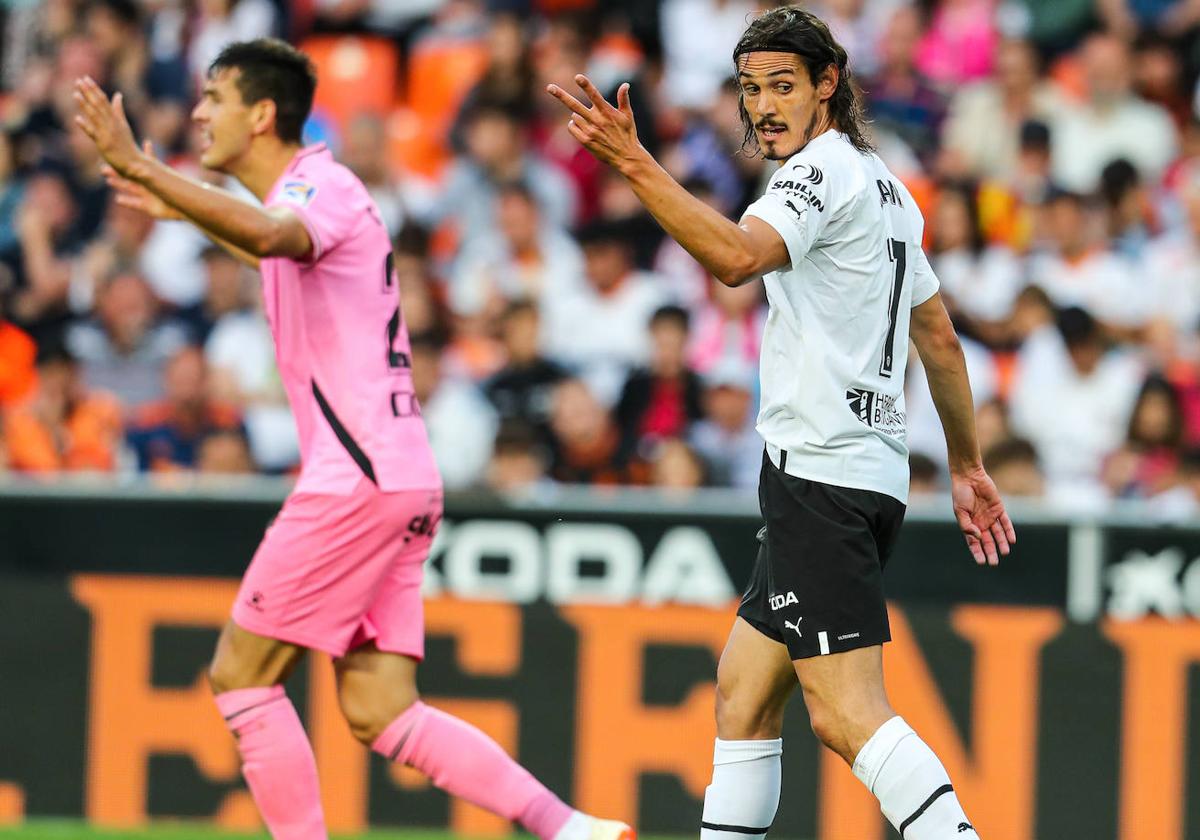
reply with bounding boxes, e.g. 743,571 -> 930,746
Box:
103,143 -> 261,270
911,291 -> 1016,566
547,76 -> 789,287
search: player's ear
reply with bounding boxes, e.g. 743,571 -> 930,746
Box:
250,98 -> 277,139
816,64 -> 838,103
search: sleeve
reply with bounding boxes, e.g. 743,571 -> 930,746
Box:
741,155 -> 839,270
910,246 -> 940,308
267,168 -> 358,262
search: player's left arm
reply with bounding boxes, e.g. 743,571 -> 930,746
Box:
73,77 -> 311,261
547,76 -> 788,287
911,290 -> 1016,566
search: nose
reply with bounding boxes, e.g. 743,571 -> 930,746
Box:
754,91 -> 775,119
191,100 -> 206,123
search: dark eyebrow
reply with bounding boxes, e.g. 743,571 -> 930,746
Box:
737,69 -> 797,79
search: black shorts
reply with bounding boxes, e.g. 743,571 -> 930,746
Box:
738,450 -> 906,660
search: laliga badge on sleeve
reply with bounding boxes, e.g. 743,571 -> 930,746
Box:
279,180 -> 317,207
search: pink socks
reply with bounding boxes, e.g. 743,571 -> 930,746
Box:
371,700 -> 574,840
215,686 -> 327,840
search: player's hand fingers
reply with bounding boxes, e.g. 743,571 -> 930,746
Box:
112,91 -> 130,127
955,507 -> 980,541
546,84 -> 595,122
616,82 -> 633,118
965,534 -> 985,565
73,114 -> 97,141
990,519 -> 1010,555
566,118 -> 596,149
78,76 -> 110,114
1001,511 -> 1016,544
575,74 -> 618,116
113,193 -> 147,211
142,139 -> 155,157
979,525 -> 999,566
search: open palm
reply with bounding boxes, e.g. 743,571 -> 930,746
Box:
951,468 -> 1016,566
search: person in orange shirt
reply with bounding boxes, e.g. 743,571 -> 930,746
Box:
4,340 -> 123,472
0,312 -> 36,407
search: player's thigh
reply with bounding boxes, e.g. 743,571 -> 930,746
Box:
715,617 -> 798,740
334,642 -> 420,744
793,644 -> 893,762
209,620 -> 307,693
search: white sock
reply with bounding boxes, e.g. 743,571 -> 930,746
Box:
852,717 -> 977,838
552,811 -> 592,840
700,738 -> 783,840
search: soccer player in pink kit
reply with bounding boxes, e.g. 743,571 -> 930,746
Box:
73,39 -> 633,840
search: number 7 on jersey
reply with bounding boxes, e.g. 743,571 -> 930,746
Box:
880,239 -> 906,378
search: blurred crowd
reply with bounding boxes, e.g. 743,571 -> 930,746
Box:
3,0 -> 1200,513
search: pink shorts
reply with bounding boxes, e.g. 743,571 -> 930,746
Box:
233,478 -> 442,659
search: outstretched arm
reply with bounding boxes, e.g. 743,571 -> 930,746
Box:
547,75 -> 788,286
910,292 -> 1016,565
73,76 -> 309,261
102,143 -> 261,269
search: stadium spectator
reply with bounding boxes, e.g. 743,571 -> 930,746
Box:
66,270 -> 189,407
688,358 -> 761,490
648,437 -> 707,493
1102,374 -> 1185,497
864,5 -> 946,168
1050,33 -> 1178,193
411,334 -> 497,490
0,130 -> 25,255
1010,307 -> 1144,496
3,338 -> 121,473
449,183 -> 585,317
1142,163 -> 1200,332
807,0 -> 904,80
341,113 -> 408,238
914,0 -> 998,86
125,346 -> 243,472
195,427 -> 256,475
188,0 -> 279,88
929,181 -> 1024,333
1026,189 -> 1151,331
615,305 -> 703,460
4,166 -> 83,337
982,437 -> 1045,499
1099,158 -> 1156,262
429,100 -> 578,248
0,307 -> 36,407
484,420 -> 551,494
659,0 -> 755,109
909,452 -> 941,497
484,299 -> 567,447
940,38 -> 1060,181
542,218 -> 666,406
548,377 -> 645,485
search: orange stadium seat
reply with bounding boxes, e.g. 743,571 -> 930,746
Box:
301,35 -> 399,130
388,36 -> 488,178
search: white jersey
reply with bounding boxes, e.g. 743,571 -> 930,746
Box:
743,130 -> 939,503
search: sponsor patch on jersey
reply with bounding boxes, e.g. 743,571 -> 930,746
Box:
846,388 -> 905,438
278,180 -> 317,207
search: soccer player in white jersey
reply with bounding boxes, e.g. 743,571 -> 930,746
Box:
548,7 -> 1015,839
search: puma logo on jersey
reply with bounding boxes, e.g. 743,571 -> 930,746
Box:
957,823 -> 975,834
783,618 -> 803,638
769,591 -> 799,610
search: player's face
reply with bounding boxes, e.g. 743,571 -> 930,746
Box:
191,69 -> 256,172
737,52 -> 827,161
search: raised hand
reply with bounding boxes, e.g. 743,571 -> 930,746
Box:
951,467 -> 1016,566
73,76 -> 142,178
546,75 -> 644,172
103,140 -> 182,221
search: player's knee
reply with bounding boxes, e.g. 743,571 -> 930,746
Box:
208,651 -> 252,695
339,681 -> 419,746
805,700 -> 851,760
715,678 -> 785,740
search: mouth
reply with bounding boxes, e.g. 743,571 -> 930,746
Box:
758,124 -> 787,141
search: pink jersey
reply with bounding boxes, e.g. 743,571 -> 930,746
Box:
260,144 -> 441,495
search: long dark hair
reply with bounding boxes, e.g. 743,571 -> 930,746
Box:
732,6 -> 873,156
